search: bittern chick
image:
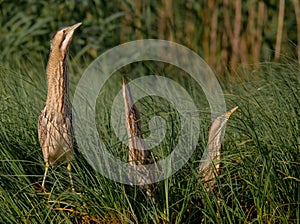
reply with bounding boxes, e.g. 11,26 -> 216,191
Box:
38,22 -> 81,191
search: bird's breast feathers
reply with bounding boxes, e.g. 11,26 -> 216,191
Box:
38,108 -> 73,164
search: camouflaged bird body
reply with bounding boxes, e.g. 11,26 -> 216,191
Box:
38,108 -> 73,166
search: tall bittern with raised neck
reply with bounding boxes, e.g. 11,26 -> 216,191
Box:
38,22 -> 81,191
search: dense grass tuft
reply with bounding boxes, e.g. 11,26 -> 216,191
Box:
0,60 -> 299,223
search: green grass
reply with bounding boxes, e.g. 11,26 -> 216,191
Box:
0,2 -> 299,222
0,59 -> 299,223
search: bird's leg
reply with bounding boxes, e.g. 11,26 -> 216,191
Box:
42,161 -> 49,191
67,162 -> 74,191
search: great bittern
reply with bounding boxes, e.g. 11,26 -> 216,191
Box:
38,22 -> 81,191
198,106 -> 238,188
122,77 -> 154,201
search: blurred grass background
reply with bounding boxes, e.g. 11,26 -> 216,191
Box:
0,0 -> 299,223
1,0 -> 300,72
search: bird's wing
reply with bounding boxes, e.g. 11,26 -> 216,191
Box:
38,109 -> 49,161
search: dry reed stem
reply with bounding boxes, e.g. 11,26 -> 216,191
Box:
275,0 -> 285,61
293,0 -> 300,63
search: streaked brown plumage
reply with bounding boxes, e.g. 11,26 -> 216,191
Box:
198,106 -> 238,188
38,22 -> 81,191
122,78 -> 154,201
122,78 -> 150,166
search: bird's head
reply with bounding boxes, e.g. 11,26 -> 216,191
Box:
50,22 -> 82,60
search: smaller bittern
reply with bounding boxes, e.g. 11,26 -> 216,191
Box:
38,22 -> 81,191
198,106 -> 238,188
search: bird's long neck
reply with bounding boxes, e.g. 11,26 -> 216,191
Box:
45,52 -> 70,114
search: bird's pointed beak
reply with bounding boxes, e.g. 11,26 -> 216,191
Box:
68,22 -> 82,32
225,106 -> 238,119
